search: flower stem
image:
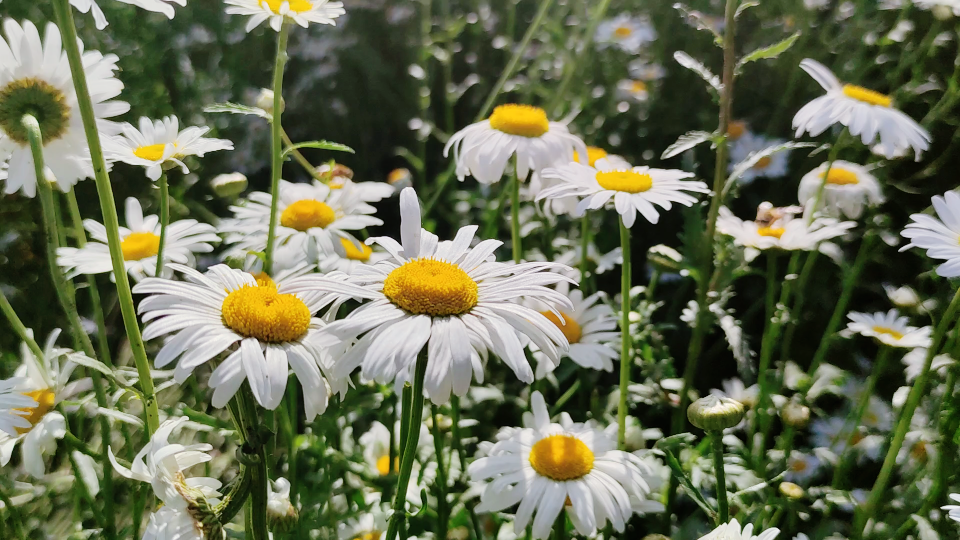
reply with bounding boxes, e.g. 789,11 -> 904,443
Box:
51,0 -> 160,435
710,431 -> 729,524
0,289 -> 45,362
385,351 -> 429,540
751,252 -> 782,463
264,23 -> 290,276
512,172 -> 523,263
430,404 -> 449,540
618,219 -> 632,449
579,216 -> 591,293
155,172 -> 169,277
234,387 -> 269,540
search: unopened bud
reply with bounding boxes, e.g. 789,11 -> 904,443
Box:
256,88 -> 285,115
933,5 -> 954,20
267,478 -> 299,533
210,172 -> 248,198
780,401 -> 811,429
779,481 -> 804,499
687,395 -> 745,431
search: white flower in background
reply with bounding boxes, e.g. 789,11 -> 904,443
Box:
469,392 -> 659,539
57,197 -> 220,282
902,347 -> 953,382
729,133 -> 790,182
628,58 -> 667,81
943,493 -> 960,522
0,19 -> 128,197
884,284 -> 935,311
69,0 -> 186,30
530,147 -> 629,217
530,287 -> 621,379
132,264 -> 351,418
792,58 -> 931,160
538,158 -> 708,228
847,310 -> 932,348
317,237 -> 392,275
315,162 -> 395,203
289,188 -> 574,404
338,493 -> 390,540
717,204 -> 856,253
595,14 -> 657,54
726,120 -> 751,142
103,116 -> 233,181
711,378 -> 760,409
699,519 -> 779,540
617,79 -> 650,103
901,191 -> 960,277
798,161 -> 883,219
914,0 -> 960,17
267,478 -> 298,530
0,377 -> 37,437
142,505 -> 207,540
444,104 -> 587,185
897,427 -> 937,467
357,420 -> 432,477
225,0 -> 346,32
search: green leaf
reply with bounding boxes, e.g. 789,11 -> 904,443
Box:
737,32 -> 801,70
659,448 -> 718,522
735,1 -> 760,18
282,140 -> 355,158
204,101 -> 271,120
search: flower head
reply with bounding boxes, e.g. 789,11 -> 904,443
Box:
900,191 -> 960,277
728,133 -> 790,183
529,287 -> 620,379
595,14 -> 657,54
69,0 -> 186,30
943,493 -> 960,522
225,0 -> 346,32
798,161 -> 883,219
846,310 -> 932,348
104,116 -> 233,181
717,203 -> 855,253
698,519 -> 779,540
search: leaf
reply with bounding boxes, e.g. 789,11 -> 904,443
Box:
96,407 -> 145,427
662,130 -> 715,159
673,4 -> 722,44
726,141 -> 815,190
66,352 -> 127,387
72,451 -> 101,497
673,51 -> 722,94
204,102 -> 271,120
282,140 -> 355,158
735,1 -> 760,17
659,448 -> 718,522
737,33 -> 801,70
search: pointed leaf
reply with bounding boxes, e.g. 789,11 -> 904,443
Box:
737,33 -> 801,70
673,4 -> 722,44
282,140 -> 355,158
662,130 -> 715,159
72,451 -> 101,497
674,51 -> 722,94
735,1 -> 760,17
726,141 -> 814,190
204,102 -> 271,120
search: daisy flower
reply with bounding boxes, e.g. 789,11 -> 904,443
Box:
726,120 -> 751,142
103,116 -> 232,181
57,197 -> 220,282
357,420 -> 432,477
846,310 -> 932,348
0,19 -> 128,197
443,104 -> 588,185
289,188 -> 575,404
529,149 -> 628,217
900,191 -> 960,277
728,133 -> 790,183
628,58 -> 666,82
338,493 -> 390,540
798,161 -> 884,219
616,79 -> 650,103
595,14 -> 657,54
69,0 -> 186,30
468,391 -> 658,539
716,204 -> 856,253
901,347 -> 953,382
530,287 -> 621,379
0,377 -> 37,437
792,58 -> 931,160
699,519 -> 780,540
225,0 -> 346,33
131,264 -> 353,418
267,478 -> 298,530
317,237 -> 392,274
316,162 -> 396,203
142,506 -> 209,540
537,159 -> 709,228
943,493 -> 960,522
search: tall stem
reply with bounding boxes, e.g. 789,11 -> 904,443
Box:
234,388 -> 269,540
751,252 -> 781,462
0,291 -> 44,362
51,0 -> 159,435
264,23 -> 291,275
155,172 -> 169,276
430,404 -> 449,540
617,219 -> 632,449
710,431 -> 729,524
579,216 -> 591,293
511,172 -> 523,263
385,352 -> 429,540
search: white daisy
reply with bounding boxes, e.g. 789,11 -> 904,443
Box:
316,162 -> 395,203
627,58 -> 666,82
699,519 -> 780,540
616,79 -> 650,103
846,310 -> 932,348
317,237 -> 392,275
468,391 -> 658,540
901,347 -> 953,382
716,204 -> 856,252
69,0 -> 186,30
726,120 -> 751,142
103,116 -> 233,181
728,133 -> 790,183
57,197 -> 220,282
131,264 -> 354,418
0,377 -> 37,437
537,158 -> 709,228
338,493 -> 390,540
594,14 -> 657,54
289,187 -> 575,404
142,505 -> 207,540
792,58 -> 931,160
267,477 -> 298,529
443,104 -> 588,185
224,0 -> 345,33
530,287 -> 620,380
529,148 -> 629,217
0,19 -> 128,197
943,493 -> 960,522
798,161 -> 884,219
900,191 -> 960,277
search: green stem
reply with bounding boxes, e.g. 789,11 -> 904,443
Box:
710,431 -> 729,524
235,388 -> 269,540
264,23 -> 290,275
617,219 -> 632,449
0,483 -> 26,540
778,251 -> 819,365
512,172 -> 523,263
0,290 -> 45,362
579,216 -> 591,293
281,129 -> 325,183
751,252 -> 781,463
430,404 -> 449,540
551,379 -> 582,415
155,172 -> 169,277
385,352 -> 429,540
554,512 -> 567,540
51,0 -> 159,435
546,0 -> 613,114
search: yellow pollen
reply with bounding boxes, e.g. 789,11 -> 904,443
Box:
260,0 -> 313,13
754,156 -> 773,169
757,227 -> 785,239
121,232 -> 161,261
252,272 -> 276,288
280,199 -> 336,231
574,146 -> 609,167
488,104 -> 550,138
872,325 -> 904,340
842,84 -> 892,107
340,237 -> 373,261
388,169 -> 411,184
911,441 -> 929,461
629,80 -> 648,94
789,459 -> 808,472
133,143 -> 167,161
376,454 -> 398,476
541,311 -> 582,344
353,533 -> 381,540
727,120 -> 747,140
15,389 -> 55,434
383,259 -> 478,317
596,170 -> 653,193
822,168 -> 859,185
329,179 -> 345,190
614,26 -> 633,37
221,283 -> 311,343
529,434 -> 594,481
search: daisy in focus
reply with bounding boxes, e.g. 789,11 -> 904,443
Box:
57,197 -> 220,282
717,203 -> 856,254
595,14 -> 657,54
225,0 -> 346,32
103,116 -> 233,180
699,519 -> 780,540
537,158 -> 709,227
0,19 -> 128,197
798,161 -> 884,219
289,188 -> 575,404
846,310 -> 932,348
69,0 -> 186,30
792,58 -> 931,160
728,133 -> 790,183
443,104 -> 587,184
530,287 -> 621,380
900,190 -> 960,277
468,391 -> 658,540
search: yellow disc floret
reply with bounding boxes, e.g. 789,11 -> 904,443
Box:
16,388 -> 55,435
376,454 -> 398,476
340,237 -> 373,261
221,283 -> 311,343
727,120 -> 747,140
528,434 -> 594,481
133,143 -> 167,161
574,146 -> 609,167
872,325 -> 904,341
842,84 -> 892,107
614,26 -> 632,37
260,0 -> 313,13
280,199 -> 336,231
754,156 -> 773,169
488,104 -> 550,138
541,310 -> 582,344
757,227 -> 785,239
121,232 -> 161,261
383,259 -> 478,317
596,170 -> 653,193
823,168 -> 859,185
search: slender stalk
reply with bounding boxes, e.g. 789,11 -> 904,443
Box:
51,0 -> 159,435
546,0 -> 614,114
512,172 -> 523,263
0,484 -> 26,540
385,352 -> 430,540
710,431 -> 729,524
579,216 -> 591,293
264,23 -> 291,275
617,219 -> 632,449
751,252 -> 781,462
450,396 -> 467,479
778,250 -> 819,365
805,130 -> 848,222
155,172 -> 169,276
430,404 -> 449,540
0,290 -> 45,362
554,512 -> 567,540
235,388 -> 269,540
551,379 -> 582,415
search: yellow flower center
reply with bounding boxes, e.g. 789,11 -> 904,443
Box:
596,170 -> 653,193
133,143 -> 168,162
727,120 -> 747,140
221,283 -> 311,343
629,80 -> 648,94
488,104 -> 550,138
252,272 -> 276,288
911,441 -> 929,461
353,533 -> 382,540
822,168 -> 859,185
376,454 -> 398,476
789,458 -> 808,472
260,0 -> 313,13
614,26 -> 633,37
121,232 -> 161,261
757,227 -> 785,239
842,84 -> 892,107
541,310 -> 582,344
340,237 -> 373,261
383,259 -> 479,317
754,156 -> 773,169
15,389 -> 55,434
388,169 -> 411,184
872,325 -> 904,340
280,199 -> 336,231
528,434 -> 594,481
574,146 -> 609,167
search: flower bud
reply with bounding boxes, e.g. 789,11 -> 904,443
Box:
780,401 -> 811,429
210,172 -> 248,198
687,395 -> 745,431
779,481 -> 804,499
267,478 -> 299,533
933,5 -> 954,20
256,88 -> 285,115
